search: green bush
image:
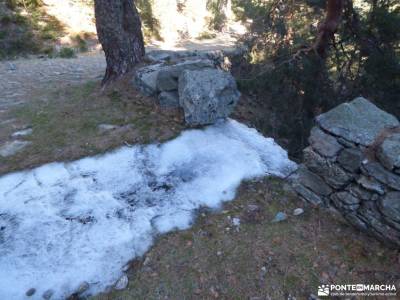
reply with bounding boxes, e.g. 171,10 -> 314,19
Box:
58,47 -> 75,58
232,0 -> 400,156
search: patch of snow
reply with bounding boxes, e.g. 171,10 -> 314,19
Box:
0,119 -> 296,299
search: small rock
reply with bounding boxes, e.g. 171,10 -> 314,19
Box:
143,256 -> 151,266
7,62 -> 16,71
122,263 -> 130,272
76,281 -> 89,295
272,212 -> 287,223
26,288 -> 36,297
98,124 -> 119,132
0,140 -> 31,157
293,208 -> 304,216
309,294 -> 321,300
11,128 -> 33,138
42,289 -> 54,300
232,217 -> 240,226
242,204 -> 264,223
114,274 -> 129,290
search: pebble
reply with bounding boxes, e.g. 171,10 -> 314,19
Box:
26,288 -> 36,297
42,289 -> 54,299
293,208 -> 304,216
114,274 -> 129,290
272,212 -> 287,223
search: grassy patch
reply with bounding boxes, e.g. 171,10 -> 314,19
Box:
1,78 -> 184,175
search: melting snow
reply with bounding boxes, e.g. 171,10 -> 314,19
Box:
0,119 -> 296,299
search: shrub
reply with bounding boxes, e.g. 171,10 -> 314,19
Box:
58,47 -> 75,58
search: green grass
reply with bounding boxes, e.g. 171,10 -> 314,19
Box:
0,79 -> 183,175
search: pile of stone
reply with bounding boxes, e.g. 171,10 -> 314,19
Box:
293,97 -> 400,247
134,50 -> 241,126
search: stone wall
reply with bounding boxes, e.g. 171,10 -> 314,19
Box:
293,97 -> 400,248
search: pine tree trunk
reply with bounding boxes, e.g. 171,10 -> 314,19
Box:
314,0 -> 344,58
94,0 -> 145,85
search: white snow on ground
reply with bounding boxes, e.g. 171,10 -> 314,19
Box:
0,119 -> 297,299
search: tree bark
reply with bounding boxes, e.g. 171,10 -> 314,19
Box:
95,0 -> 145,85
314,0 -> 345,58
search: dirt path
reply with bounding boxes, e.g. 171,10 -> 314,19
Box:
0,53 -> 105,112
0,35 -> 239,114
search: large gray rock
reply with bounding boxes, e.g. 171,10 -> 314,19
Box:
178,69 -> 240,126
379,192 -> 400,223
377,132 -> 400,171
297,165 -> 332,196
158,91 -> 180,108
292,183 -> 324,206
303,147 -> 351,189
316,97 -> 399,146
362,161 -> 400,191
331,191 -> 360,211
309,127 -> 343,157
134,63 -> 164,96
337,148 -> 363,173
156,59 -> 214,92
357,176 -> 385,195
346,184 -> 374,201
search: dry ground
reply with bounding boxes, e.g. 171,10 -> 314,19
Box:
92,177 -> 400,300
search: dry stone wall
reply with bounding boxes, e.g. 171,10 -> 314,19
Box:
293,97 -> 400,248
